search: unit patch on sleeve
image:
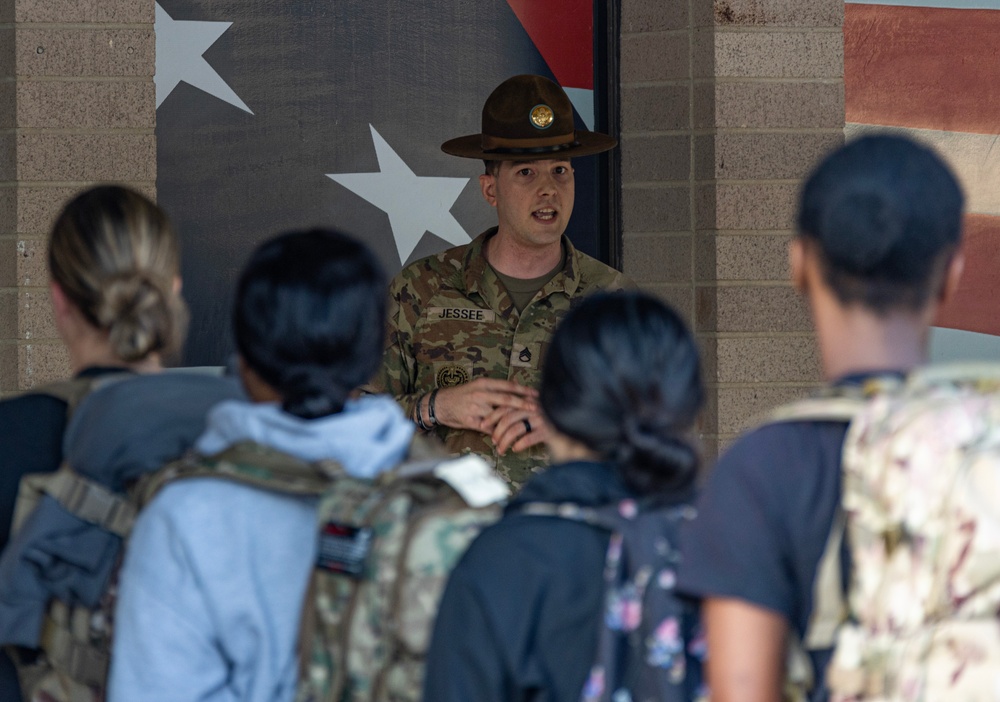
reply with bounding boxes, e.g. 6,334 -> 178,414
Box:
436,364 -> 471,388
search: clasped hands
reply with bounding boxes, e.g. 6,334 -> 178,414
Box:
431,378 -> 549,454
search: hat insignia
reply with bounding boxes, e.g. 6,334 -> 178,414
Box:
530,104 -> 554,130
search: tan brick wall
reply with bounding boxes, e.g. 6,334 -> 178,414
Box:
0,0 -> 156,395
619,0 -> 845,457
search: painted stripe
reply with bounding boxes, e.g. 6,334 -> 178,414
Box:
931,214 -> 1000,337
845,124 -> 1000,216
848,0 -> 1000,9
845,3 -> 1000,135
564,88 -> 595,130
505,0 -> 593,90
930,326 -> 1000,362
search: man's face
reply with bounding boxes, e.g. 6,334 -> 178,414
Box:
479,158 -> 575,248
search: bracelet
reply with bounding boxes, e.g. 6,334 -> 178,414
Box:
427,388 -> 440,427
415,393 -> 434,431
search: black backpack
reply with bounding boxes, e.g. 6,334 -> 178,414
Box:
516,498 -> 706,702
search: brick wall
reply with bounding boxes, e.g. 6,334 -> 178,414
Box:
0,0 -> 156,395
619,0 -> 845,456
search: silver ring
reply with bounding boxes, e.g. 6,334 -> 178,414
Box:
522,418 -> 532,434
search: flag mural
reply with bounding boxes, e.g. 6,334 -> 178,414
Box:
154,0 -> 609,365
844,0 -> 1000,359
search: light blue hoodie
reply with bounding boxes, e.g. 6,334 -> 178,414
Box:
108,395 -> 414,702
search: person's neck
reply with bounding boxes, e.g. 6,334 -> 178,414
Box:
67,335 -> 162,375
486,230 -> 563,279
814,300 -> 929,381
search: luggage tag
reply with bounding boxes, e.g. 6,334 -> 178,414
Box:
434,455 -> 509,508
316,521 -> 373,577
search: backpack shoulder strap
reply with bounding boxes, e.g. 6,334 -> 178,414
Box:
13,464 -> 137,537
804,508 -> 847,648
908,361 -> 1000,390
762,374 -> 907,427
784,513 -> 847,700
131,441 -> 335,508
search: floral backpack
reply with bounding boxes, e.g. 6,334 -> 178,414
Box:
825,364 -> 1000,701
516,499 -> 706,702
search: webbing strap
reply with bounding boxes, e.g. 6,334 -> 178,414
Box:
40,607 -> 107,689
46,467 -> 135,537
804,509 -> 847,649
767,397 -> 866,425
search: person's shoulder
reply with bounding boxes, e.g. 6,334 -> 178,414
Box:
0,392 -> 67,445
0,391 -> 66,416
570,248 -> 634,292
712,417 -> 848,485
390,239 -> 476,292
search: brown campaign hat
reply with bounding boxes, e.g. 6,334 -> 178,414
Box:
441,74 -> 617,161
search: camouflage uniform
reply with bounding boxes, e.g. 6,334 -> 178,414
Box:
373,228 -> 631,487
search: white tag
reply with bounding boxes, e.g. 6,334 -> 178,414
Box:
434,455 -> 509,508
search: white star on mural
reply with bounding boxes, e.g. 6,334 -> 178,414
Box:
327,125 -> 470,263
154,2 -> 253,114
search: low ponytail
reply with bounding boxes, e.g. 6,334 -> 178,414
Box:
540,291 -> 703,495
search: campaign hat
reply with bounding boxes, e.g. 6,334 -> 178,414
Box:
441,74 -> 617,161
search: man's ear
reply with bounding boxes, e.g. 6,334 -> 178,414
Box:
939,250 -> 965,306
789,237 -> 808,294
479,173 -> 497,207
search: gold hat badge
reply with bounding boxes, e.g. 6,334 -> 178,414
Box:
530,104 -> 554,130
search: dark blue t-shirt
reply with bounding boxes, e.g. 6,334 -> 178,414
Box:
677,417 -> 849,702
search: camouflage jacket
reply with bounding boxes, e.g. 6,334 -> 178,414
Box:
373,228 -> 631,487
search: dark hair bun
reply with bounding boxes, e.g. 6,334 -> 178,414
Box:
615,416 -> 699,493
797,135 -> 963,312
540,291 -> 704,495
234,229 -> 387,420
818,184 -> 905,277
280,366 -> 350,420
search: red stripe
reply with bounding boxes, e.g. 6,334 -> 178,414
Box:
935,214 -> 1000,336
505,0 -> 593,89
845,4 -> 1000,134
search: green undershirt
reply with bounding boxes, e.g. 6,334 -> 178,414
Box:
491,246 -> 567,313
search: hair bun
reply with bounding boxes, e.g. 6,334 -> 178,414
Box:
819,184 -> 905,276
615,414 -> 699,492
97,272 -> 175,362
281,366 -> 350,419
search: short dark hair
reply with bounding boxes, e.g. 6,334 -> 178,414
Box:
483,159 -> 501,176
797,134 -> 964,314
234,229 -> 387,419
540,291 -> 703,495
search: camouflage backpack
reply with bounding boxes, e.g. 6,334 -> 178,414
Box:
136,436 -> 508,702
825,364 -> 1000,702
767,364 -> 1000,702
292,443 -> 508,702
5,374 -> 130,702
4,372 -> 241,702
513,498 -> 706,702
763,380 -> 891,702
